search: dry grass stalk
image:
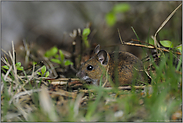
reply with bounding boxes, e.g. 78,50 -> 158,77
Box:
117,28 -> 124,45
1,57 -> 11,68
79,85 -> 146,93
1,73 -> 12,82
9,89 -> 42,105
23,39 -> 30,66
9,41 -> 19,85
50,81 -> 67,85
39,86 -> 59,121
47,78 -> 80,85
152,3 -> 182,49
1,42 -> 28,97
47,78 -> 80,81
49,90 -> 77,99
118,3 -> 182,56
102,65 -> 110,87
105,85 -> 145,90
2,112 -> 22,121
13,101 -> 28,121
118,38 -> 181,55
74,93 -> 84,117
4,66 -> 12,81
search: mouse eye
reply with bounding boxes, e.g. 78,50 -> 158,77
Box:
87,65 -> 94,71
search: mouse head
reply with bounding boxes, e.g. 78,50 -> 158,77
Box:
76,44 -> 110,85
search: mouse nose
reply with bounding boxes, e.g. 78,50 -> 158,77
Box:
76,71 -> 86,78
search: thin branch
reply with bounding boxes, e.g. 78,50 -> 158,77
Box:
79,86 -> 146,93
117,28 -> 124,44
4,66 -> 12,81
119,40 -> 181,55
153,3 -> 182,48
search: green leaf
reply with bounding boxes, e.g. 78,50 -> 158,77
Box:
15,62 -> 24,71
16,62 -> 21,67
82,28 -> 91,37
2,65 -> 9,69
55,54 -> 59,59
64,60 -> 73,66
44,46 -> 58,58
45,71 -> 49,77
51,58 -> 61,64
112,3 -> 130,13
160,40 -> 174,48
59,50 -> 65,62
33,61 -> 37,65
41,65 -> 46,75
147,37 -> 155,45
82,28 -> 91,48
131,26 -> 140,41
176,45 -> 182,52
105,12 -> 116,27
17,66 -> 24,71
37,72 -> 41,75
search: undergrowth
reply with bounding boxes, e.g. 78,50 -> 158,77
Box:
1,3 -> 182,122
1,47 -> 182,121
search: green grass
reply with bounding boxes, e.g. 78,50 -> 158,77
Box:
1,49 -> 182,122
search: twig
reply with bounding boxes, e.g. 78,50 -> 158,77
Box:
131,39 -> 156,47
107,86 -> 145,90
50,81 -> 67,85
124,42 -> 155,49
49,90 -> 77,99
46,78 -> 80,81
117,28 -> 124,44
117,3 -> 182,56
152,3 -> 182,48
49,78 -> 81,85
72,41 -> 76,68
119,40 -> 181,55
79,86 -> 146,93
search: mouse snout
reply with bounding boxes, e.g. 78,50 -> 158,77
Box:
76,71 -> 86,78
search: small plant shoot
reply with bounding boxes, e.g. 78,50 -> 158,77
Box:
37,65 -> 49,77
45,46 -> 73,67
2,62 -> 24,71
82,28 -> 90,48
45,46 -> 58,58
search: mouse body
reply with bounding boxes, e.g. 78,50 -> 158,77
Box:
76,45 -> 149,87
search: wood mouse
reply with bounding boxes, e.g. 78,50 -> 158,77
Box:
76,44 -> 149,87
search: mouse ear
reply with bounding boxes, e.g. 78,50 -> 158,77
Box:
97,50 -> 109,65
94,44 -> 100,54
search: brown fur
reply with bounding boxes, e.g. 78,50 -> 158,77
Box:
76,45 -> 149,87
